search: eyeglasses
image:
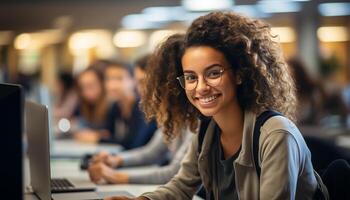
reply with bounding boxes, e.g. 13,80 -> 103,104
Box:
176,65 -> 230,91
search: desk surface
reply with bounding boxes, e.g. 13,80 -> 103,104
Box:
51,139 -> 123,159
25,141 -> 202,200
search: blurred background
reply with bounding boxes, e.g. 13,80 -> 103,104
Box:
1,1 -> 350,195
0,0 -> 349,130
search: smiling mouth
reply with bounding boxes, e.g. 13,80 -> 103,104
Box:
195,94 -> 221,104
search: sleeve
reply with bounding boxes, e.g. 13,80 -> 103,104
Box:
119,129 -> 169,167
259,130 -> 301,200
100,103 -> 122,144
127,130 -> 193,184
121,104 -> 155,149
140,134 -> 202,200
127,162 -> 181,185
128,119 -> 157,149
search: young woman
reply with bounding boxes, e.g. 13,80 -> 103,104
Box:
106,12 -> 327,200
73,67 -> 109,143
88,53 -> 193,185
53,72 -> 78,122
102,61 -> 155,149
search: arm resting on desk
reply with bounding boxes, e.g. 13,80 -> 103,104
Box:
119,129 -> 168,167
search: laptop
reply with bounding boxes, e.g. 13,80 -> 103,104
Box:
25,101 -> 102,200
0,83 -> 23,200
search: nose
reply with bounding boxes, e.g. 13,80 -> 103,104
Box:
196,76 -> 210,94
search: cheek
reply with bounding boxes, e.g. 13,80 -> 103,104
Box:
185,91 -> 195,105
222,78 -> 237,100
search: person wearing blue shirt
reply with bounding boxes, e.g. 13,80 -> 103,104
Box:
102,61 -> 155,149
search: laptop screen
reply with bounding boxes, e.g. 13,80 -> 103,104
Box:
0,83 -> 23,200
26,101 -> 52,200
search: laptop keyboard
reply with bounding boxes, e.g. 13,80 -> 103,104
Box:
51,178 -> 75,192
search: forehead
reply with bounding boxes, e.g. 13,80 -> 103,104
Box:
181,46 -> 228,72
105,66 -> 130,77
79,71 -> 98,82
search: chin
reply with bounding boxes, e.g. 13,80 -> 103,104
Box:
196,107 -> 219,117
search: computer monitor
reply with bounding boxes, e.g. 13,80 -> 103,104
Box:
0,83 -> 23,200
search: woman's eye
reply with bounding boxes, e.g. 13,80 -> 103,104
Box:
207,70 -> 221,79
184,75 -> 197,82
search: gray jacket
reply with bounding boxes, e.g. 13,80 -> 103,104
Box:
119,128 -> 193,184
142,110 -> 323,200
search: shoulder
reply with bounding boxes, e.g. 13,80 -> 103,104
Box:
260,115 -> 301,139
259,115 -> 310,157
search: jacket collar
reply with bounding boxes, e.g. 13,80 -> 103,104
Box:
200,110 -> 256,167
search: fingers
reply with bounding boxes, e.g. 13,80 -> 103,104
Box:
88,163 -> 103,182
106,155 -> 122,168
92,151 -> 110,163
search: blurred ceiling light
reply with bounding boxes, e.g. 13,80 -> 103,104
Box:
317,26 -> 349,42
113,30 -> 146,48
258,1 -> 301,13
318,3 -> 350,16
182,0 -> 233,11
15,30 -> 63,50
121,14 -> 161,29
232,5 -> 270,18
122,6 -> 211,29
271,27 -> 296,43
149,30 -> 184,50
69,30 -> 114,57
14,33 -> 32,50
142,7 -> 176,22
0,31 -> 14,46
69,32 -> 97,51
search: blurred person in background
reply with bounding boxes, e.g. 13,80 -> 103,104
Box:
318,55 -> 348,128
287,57 -> 325,125
102,61 -> 155,149
288,57 -> 347,128
322,89 -> 347,128
53,71 -> 78,124
88,53 -> 193,185
73,66 -> 109,143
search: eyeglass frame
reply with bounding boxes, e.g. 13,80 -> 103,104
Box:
176,65 -> 231,91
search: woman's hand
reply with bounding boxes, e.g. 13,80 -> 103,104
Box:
91,151 -> 110,163
91,151 -> 123,168
88,162 -> 129,184
105,155 -> 123,168
88,162 -> 106,183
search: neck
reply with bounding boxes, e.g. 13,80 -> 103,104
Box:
213,100 -> 244,140
213,99 -> 244,158
119,93 -> 136,118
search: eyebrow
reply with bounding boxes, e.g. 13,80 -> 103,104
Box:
183,63 -> 223,74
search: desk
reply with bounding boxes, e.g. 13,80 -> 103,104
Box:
51,139 -> 123,159
300,126 -> 350,150
25,157 -> 203,200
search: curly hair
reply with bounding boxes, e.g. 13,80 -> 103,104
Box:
141,12 -> 296,141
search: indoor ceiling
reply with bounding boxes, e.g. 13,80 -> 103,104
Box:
0,0 -> 348,33
0,0 -> 182,32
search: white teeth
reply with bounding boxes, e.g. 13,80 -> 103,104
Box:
198,95 -> 218,104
